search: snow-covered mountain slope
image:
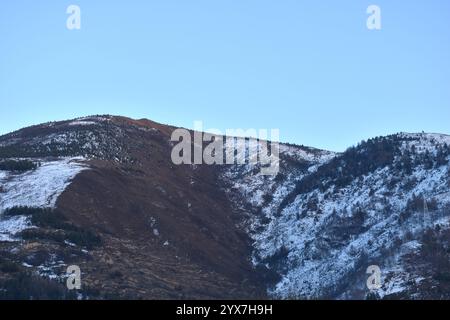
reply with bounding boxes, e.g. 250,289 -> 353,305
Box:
0,158 -> 88,241
221,133 -> 450,299
221,143 -> 336,210
1,116 -> 450,300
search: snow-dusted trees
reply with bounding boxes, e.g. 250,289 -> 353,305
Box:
0,159 -> 36,172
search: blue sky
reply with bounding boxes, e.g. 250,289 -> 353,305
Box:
1,0 -> 449,151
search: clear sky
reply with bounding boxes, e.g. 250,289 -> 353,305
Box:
1,1 -> 449,151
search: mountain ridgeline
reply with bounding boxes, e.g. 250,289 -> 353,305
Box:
0,115 -> 449,299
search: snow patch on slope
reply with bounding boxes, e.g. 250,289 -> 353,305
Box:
0,157 -> 88,241
0,216 -> 30,242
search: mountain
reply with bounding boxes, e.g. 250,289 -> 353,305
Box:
0,115 -> 449,299
223,132 -> 450,299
